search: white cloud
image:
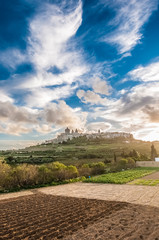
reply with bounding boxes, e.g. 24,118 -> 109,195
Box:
87,122 -> 111,132
35,124 -> 53,134
42,100 -> 87,129
0,49 -> 26,69
77,89 -> 109,105
19,65 -> 87,89
16,0 -> 89,108
92,77 -> 112,95
26,0 -> 88,88
87,81 -> 159,140
128,61 -> 159,82
0,1 -> 89,113
25,84 -> 77,108
28,1 -> 83,71
104,0 -> 158,53
0,100 -> 87,135
0,90 -> 14,103
0,101 -> 38,123
0,123 -> 31,136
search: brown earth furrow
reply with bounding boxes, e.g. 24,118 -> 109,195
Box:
2,192 -> 159,239
0,193 -> 127,239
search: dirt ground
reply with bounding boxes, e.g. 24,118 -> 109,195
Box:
141,171 -> 159,180
1,193 -> 159,240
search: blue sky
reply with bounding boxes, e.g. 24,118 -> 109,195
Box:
0,0 -> 159,142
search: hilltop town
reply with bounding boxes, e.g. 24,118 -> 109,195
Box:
45,127 -> 134,144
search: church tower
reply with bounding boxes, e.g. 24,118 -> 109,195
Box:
65,127 -> 70,134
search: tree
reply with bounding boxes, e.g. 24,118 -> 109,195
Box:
114,153 -> 117,162
151,144 -> 158,161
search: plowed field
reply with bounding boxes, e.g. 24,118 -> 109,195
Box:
0,193 -> 127,240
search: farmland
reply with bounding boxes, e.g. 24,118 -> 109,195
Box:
1,137 -> 159,166
1,185 -> 159,239
0,193 -> 127,239
84,168 -> 158,184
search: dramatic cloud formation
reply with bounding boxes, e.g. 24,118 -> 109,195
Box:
0,49 -> 26,70
23,0 -> 88,92
128,61 -> 159,82
42,101 -> 87,129
25,85 -> 77,108
0,123 -> 31,136
77,90 -> 109,105
92,77 -> 112,95
104,0 -> 158,53
87,122 -> 111,132
0,91 -> 14,103
0,100 -> 87,135
0,101 -> 37,123
0,0 -> 159,142
88,81 -> 159,140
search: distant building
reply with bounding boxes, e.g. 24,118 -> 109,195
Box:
65,127 -> 70,134
44,127 -> 133,144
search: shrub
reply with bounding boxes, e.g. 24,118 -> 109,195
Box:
110,159 -> 128,172
47,162 -> 67,181
0,162 -> 12,189
78,164 -> 91,177
127,157 -> 136,168
65,165 -> 78,179
110,157 -> 136,172
90,162 -> 106,175
38,165 -> 52,184
9,164 -> 38,188
6,155 -> 15,164
104,158 -> 111,164
118,159 -> 128,168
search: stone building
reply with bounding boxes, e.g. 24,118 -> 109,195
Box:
45,127 -> 133,144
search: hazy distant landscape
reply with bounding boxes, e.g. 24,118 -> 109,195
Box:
0,140 -> 42,151
1,135 -> 158,165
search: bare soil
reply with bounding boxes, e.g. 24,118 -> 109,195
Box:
0,193 -> 127,240
141,171 -> 159,180
1,193 -> 159,240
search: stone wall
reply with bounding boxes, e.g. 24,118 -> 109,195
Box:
136,161 -> 159,167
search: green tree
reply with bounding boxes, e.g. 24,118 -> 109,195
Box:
114,153 -> 117,162
151,144 -> 158,161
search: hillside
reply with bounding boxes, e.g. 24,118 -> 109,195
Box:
1,136 -> 159,166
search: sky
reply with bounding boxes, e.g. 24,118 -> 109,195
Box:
0,0 -> 159,144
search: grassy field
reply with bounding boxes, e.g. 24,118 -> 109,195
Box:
1,137 -> 159,165
84,168 -> 158,184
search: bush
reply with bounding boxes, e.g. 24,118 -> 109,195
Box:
78,162 -> 106,177
38,165 -> 52,184
65,165 -> 78,179
110,157 -> 136,172
104,159 -> 111,164
139,154 -> 150,161
127,157 -> 136,168
0,162 -> 12,189
47,162 -> 67,181
6,155 -> 15,164
90,162 -> 106,175
47,162 -> 79,181
78,164 -> 91,177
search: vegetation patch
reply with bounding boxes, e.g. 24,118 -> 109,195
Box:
129,179 -> 159,186
84,168 -> 156,184
1,137 -> 158,166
